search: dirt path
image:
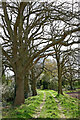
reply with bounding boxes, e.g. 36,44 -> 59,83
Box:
34,92 -> 46,118
49,92 -> 66,118
66,91 -> 80,100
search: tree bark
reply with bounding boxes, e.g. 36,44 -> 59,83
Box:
14,74 -> 25,105
24,75 -> 29,98
58,77 -> 63,95
31,69 -> 37,96
31,79 -> 37,96
70,78 -> 73,90
58,64 -> 63,95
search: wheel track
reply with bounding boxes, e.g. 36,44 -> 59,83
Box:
34,91 -> 46,118
49,91 -> 66,118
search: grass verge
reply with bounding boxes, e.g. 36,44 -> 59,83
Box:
50,90 -> 80,118
2,90 -> 44,118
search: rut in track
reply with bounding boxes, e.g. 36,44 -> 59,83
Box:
49,92 -> 66,118
34,92 -> 46,118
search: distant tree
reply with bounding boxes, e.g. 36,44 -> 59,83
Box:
63,48 -> 79,90
44,58 -> 57,77
39,58 -> 58,90
52,44 -> 65,95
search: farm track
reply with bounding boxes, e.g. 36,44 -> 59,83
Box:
34,91 -> 46,118
49,92 -> 66,118
2,89 -> 79,118
34,91 -> 66,118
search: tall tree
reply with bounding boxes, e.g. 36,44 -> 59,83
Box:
0,1 -> 80,105
63,48 -> 79,90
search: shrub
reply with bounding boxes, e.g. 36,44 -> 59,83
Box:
2,80 -> 15,105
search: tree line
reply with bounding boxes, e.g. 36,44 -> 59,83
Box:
0,1 -> 80,105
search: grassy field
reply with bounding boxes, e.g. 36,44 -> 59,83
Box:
2,89 -> 80,119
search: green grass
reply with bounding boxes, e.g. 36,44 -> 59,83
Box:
2,89 -> 79,118
50,90 -> 80,118
39,90 -> 60,118
2,90 -> 44,118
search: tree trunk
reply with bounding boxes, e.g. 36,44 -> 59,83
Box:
14,74 -> 25,105
31,79 -> 37,96
70,78 -> 73,90
24,76 -> 29,98
58,77 -> 63,95
58,64 -> 63,95
31,69 -> 37,96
